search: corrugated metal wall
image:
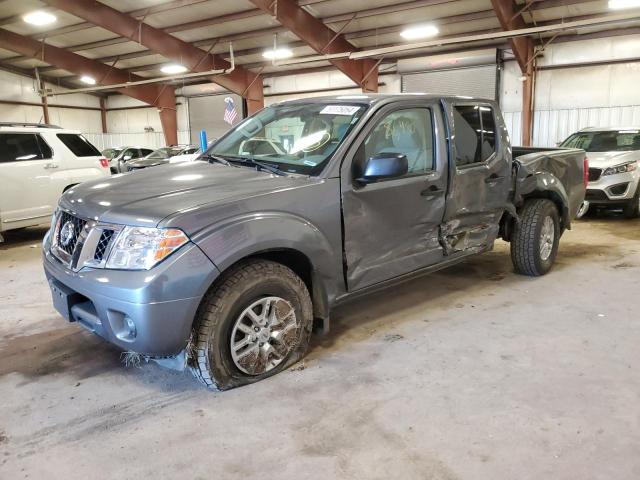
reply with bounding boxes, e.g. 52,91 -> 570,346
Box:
85,131 -> 191,151
401,65 -> 498,99
533,106 -> 640,147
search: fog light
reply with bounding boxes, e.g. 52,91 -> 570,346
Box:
125,316 -> 137,337
609,183 -> 629,196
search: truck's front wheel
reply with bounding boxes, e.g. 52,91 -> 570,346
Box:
189,260 -> 313,390
511,199 -> 560,276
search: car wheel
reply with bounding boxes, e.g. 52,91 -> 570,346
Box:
189,260 -> 313,390
622,186 -> 640,219
576,200 -> 589,219
511,199 -> 560,276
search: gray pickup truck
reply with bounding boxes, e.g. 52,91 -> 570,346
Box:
43,94 -> 586,390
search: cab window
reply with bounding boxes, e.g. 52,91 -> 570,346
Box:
453,105 -> 497,166
354,108 -> 434,177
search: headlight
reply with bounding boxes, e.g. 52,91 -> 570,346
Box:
602,161 -> 637,176
105,226 -> 189,270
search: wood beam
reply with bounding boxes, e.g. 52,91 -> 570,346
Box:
40,0 -> 264,114
249,0 -> 379,92
0,28 -> 177,145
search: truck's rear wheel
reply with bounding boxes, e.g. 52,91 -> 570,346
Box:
189,260 -> 313,390
511,199 -> 560,276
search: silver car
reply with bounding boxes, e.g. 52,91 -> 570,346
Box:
101,146 -> 154,174
560,127 -> 640,218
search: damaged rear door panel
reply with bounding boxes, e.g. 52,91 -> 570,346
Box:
439,100 -> 512,255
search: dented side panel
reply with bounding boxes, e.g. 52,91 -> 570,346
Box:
513,148 -> 586,226
439,99 -> 512,255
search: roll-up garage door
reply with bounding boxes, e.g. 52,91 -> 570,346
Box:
401,65 -> 498,100
188,93 -> 244,144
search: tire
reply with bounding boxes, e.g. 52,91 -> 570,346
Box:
622,186 -> 640,219
511,199 -> 560,276
189,260 -> 313,390
576,200 -> 589,219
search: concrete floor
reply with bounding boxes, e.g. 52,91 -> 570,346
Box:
1,215 -> 639,480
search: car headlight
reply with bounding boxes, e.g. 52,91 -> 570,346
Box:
602,161 -> 637,176
105,226 -> 189,270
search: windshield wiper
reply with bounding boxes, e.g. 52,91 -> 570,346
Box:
200,153 -> 235,167
224,156 -> 288,176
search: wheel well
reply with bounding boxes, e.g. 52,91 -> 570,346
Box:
248,249 -> 313,294
521,191 -> 568,230
63,183 -> 78,193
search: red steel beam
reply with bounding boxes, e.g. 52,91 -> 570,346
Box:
249,0 -> 379,92
40,0 -> 264,114
0,28 -> 177,145
490,0 -> 532,72
490,0 -> 535,146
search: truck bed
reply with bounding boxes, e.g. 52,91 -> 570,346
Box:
511,146 -> 586,226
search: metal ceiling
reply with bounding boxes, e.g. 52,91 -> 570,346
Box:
0,0 -> 638,90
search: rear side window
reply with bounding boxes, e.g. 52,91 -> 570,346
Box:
0,133 -> 52,163
56,133 -> 101,157
453,105 -> 497,166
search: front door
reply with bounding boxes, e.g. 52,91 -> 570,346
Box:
341,103 -> 448,291
0,133 -> 56,228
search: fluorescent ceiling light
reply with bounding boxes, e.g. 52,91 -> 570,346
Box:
263,48 -> 293,60
400,24 -> 439,40
608,0 -> 640,9
80,76 -> 96,85
23,10 -> 57,26
161,64 -> 188,74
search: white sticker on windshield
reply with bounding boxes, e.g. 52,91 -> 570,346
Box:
320,105 -> 360,116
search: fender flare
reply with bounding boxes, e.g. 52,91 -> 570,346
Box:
191,211 -> 339,323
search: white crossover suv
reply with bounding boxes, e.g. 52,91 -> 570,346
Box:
0,122 -> 109,238
560,127 -> 640,218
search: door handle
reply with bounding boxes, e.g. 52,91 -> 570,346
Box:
484,174 -> 504,183
421,185 -> 443,197
44,163 -> 59,169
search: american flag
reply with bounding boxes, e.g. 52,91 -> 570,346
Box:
223,96 -> 238,125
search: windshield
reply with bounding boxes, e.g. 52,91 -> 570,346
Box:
102,148 -> 123,159
147,146 -> 185,159
207,103 -> 367,175
561,130 -> 640,152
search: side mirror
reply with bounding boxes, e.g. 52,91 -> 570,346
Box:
356,153 -> 408,184
123,155 -> 132,161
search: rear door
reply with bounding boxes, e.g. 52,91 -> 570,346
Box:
0,132 -> 56,227
54,132 -> 107,184
441,101 -> 511,253
341,101 -> 448,291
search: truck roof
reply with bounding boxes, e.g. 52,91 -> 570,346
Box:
273,93 -> 495,106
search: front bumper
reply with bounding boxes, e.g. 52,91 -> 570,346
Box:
43,240 -> 220,356
585,170 -> 639,205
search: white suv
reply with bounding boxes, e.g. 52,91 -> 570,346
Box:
0,123 -> 110,237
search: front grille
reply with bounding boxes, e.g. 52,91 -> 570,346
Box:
588,168 -> 602,182
94,229 -> 115,261
56,211 -> 86,255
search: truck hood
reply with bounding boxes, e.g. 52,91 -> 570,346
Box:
59,162 -> 317,227
586,151 -> 640,168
